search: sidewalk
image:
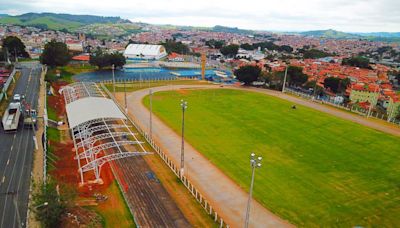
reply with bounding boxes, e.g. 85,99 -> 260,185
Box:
122,85 -> 293,228
27,66 -> 46,228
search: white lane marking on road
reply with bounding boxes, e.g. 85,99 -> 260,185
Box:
1,176 -> 5,183
10,145 -> 13,151
7,159 -> 10,165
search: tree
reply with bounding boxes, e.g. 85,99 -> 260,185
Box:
342,56 -> 371,69
108,52 -> 126,68
323,77 -> 349,94
89,48 -> 126,69
323,77 -> 340,93
205,39 -> 225,49
40,40 -> 70,67
220,44 -> 239,57
304,80 -> 324,95
301,49 -> 332,59
161,40 -> 190,54
234,65 -> 261,85
287,66 -> 308,86
2,36 -> 29,60
32,179 -> 75,228
240,43 -> 254,50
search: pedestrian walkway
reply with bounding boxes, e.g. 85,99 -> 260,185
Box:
122,85 -> 293,228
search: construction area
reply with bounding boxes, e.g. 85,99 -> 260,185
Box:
51,82 -> 190,227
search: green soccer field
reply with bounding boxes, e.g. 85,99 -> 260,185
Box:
143,89 -> 400,227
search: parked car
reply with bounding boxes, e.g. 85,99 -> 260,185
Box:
13,94 -> 21,102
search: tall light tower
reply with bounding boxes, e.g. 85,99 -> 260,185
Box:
201,52 -> 206,80
149,89 -> 153,138
180,100 -> 188,176
244,153 -> 262,228
282,65 -> 288,93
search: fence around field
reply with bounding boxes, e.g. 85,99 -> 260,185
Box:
99,76 -> 199,85
0,68 -> 17,102
284,87 -> 400,126
100,83 -> 230,228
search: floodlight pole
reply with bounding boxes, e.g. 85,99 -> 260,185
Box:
112,64 -> 115,98
124,80 -> 128,114
282,65 -> 288,93
180,100 -> 188,177
244,153 -> 262,228
149,89 -> 153,138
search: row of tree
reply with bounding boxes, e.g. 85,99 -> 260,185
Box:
342,56 -> 371,69
234,65 -> 351,95
89,48 -> 126,69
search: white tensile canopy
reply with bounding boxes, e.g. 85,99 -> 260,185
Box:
124,44 -> 167,60
66,97 -> 126,129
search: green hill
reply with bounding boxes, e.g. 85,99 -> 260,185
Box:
0,12 -> 131,31
300,29 -> 360,39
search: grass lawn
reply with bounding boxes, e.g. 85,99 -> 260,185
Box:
47,127 -> 60,142
94,181 -> 136,228
46,64 -> 96,83
104,80 -> 210,93
143,89 -> 400,227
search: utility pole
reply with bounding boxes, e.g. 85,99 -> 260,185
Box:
282,65 -> 288,93
112,64 -> 115,98
180,100 -> 188,177
244,153 -> 262,228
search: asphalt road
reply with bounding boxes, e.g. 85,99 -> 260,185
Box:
0,63 -> 42,228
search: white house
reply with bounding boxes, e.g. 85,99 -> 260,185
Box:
124,44 -> 167,60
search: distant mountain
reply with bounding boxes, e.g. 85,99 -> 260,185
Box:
299,29 -> 400,43
0,12 -> 132,31
0,14 -> 9,18
212,25 -> 253,34
300,29 -> 360,39
355,32 -> 400,38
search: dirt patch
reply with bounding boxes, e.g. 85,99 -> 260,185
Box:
176,89 -> 191,95
60,206 -> 102,228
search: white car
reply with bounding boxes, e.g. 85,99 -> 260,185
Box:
13,94 -> 21,102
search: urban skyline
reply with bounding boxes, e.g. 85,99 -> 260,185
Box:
1,0 -> 400,33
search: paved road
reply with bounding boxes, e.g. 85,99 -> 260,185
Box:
123,85 -> 293,228
0,63 -> 42,228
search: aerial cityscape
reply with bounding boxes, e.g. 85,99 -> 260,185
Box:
0,0 -> 399,227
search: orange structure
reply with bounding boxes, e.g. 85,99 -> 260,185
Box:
201,52 -> 206,80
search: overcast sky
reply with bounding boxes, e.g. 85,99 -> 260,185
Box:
0,0 -> 399,32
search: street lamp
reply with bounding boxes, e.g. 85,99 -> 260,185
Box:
180,100 -> 188,177
34,202 -> 48,209
244,153 -> 262,228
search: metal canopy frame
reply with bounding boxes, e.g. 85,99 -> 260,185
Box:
61,82 -> 151,184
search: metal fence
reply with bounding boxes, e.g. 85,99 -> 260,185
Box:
0,68 -> 17,102
284,87 -> 400,125
100,76 -> 197,85
42,66 -> 48,183
100,83 -> 229,228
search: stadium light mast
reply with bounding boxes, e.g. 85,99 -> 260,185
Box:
149,89 -> 153,138
180,100 -> 188,177
244,153 -> 262,228
282,65 -> 288,93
